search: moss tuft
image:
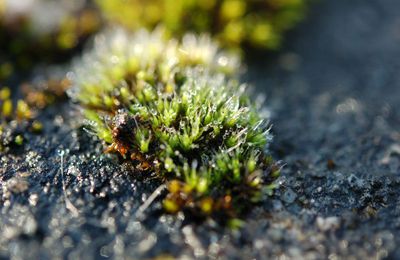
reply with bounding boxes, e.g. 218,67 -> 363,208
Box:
71,28 -> 279,220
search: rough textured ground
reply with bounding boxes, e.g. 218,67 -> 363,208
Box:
1,0 -> 400,259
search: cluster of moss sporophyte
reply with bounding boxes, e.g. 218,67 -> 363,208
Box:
70,28 -> 279,219
96,0 -> 308,51
0,0 -> 100,70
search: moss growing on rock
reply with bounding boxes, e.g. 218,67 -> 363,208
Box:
70,28 -> 279,220
96,0 -> 308,51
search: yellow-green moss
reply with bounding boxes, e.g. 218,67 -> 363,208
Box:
96,0 -> 308,51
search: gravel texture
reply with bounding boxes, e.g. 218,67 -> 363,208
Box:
1,0 -> 400,259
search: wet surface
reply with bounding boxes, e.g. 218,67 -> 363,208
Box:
1,0 -> 400,259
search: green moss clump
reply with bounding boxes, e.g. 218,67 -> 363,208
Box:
70,28 -> 279,220
96,0 -> 308,51
0,87 -> 32,122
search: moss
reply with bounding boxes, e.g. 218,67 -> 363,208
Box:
96,0 -> 308,52
71,28 -> 279,220
0,76 -> 69,151
14,134 -> 24,145
0,76 -> 69,121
